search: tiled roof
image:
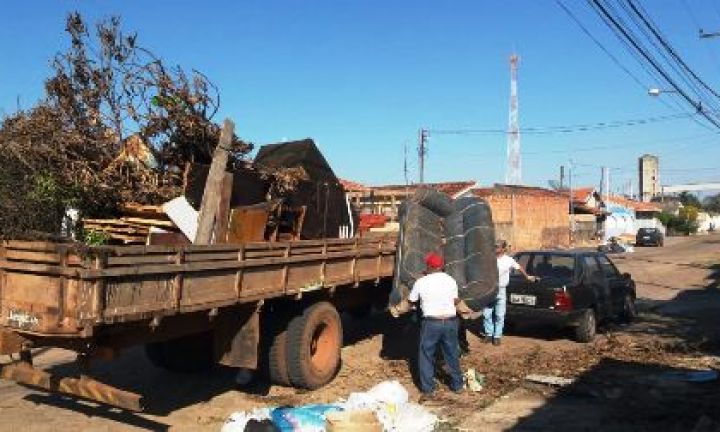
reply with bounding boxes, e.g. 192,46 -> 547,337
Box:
472,184 -> 564,198
339,179 -> 368,192
558,187 -> 596,204
367,181 -> 477,198
606,195 -> 662,212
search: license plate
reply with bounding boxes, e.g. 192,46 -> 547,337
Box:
510,294 -> 537,306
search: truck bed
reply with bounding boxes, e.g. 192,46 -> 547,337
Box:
0,236 -> 396,338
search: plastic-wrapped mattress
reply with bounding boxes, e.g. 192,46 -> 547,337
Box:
391,188 -> 498,311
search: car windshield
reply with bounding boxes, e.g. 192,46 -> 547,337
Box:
521,253 -> 576,279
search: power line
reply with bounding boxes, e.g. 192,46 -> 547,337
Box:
429,111 -> 696,136
586,0 -> 714,130
588,0 -> 720,129
559,0 -> 715,132
625,0 -> 720,102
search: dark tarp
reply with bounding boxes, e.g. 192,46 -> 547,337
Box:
254,139 -> 355,239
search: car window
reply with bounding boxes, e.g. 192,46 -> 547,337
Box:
526,254 -> 575,278
597,255 -> 620,278
583,256 -> 601,281
514,254 -> 531,272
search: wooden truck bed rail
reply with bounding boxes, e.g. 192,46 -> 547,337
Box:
0,236 -> 396,337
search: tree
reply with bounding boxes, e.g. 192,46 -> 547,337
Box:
0,13 -> 251,238
678,191 -> 701,208
703,193 -> 720,214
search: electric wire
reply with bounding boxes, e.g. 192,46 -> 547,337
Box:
588,0 -> 720,129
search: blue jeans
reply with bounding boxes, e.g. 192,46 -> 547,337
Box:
418,318 -> 463,394
483,288 -> 507,339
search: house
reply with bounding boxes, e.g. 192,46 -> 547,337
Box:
558,187 -> 606,244
341,180 -> 477,221
472,184 -> 570,251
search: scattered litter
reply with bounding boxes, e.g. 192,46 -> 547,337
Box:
221,381 -> 438,432
271,404 -> 342,432
221,408 -> 273,432
464,368 -> 484,392
525,374 -> 575,387
658,369 -> 718,383
325,410 -> 382,432
391,403 -> 438,432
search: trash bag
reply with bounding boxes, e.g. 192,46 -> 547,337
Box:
222,408 -> 274,432
325,410 -> 382,432
392,189 -> 497,311
271,404 -> 343,432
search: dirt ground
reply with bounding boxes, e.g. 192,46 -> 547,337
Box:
1,234 -> 719,431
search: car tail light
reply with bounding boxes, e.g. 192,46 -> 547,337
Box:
554,290 -> 573,311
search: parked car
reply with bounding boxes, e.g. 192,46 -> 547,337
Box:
636,227 -> 664,247
505,250 -> 636,342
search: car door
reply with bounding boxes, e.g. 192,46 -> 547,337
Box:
596,254 -> 627,315
582,255 -> 610,318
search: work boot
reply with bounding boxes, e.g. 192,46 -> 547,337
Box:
492,338 -> 501,346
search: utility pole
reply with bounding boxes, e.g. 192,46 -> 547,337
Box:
600,166 -> 610,201
560,165 -> 565,189
403,142 -> 409,185
418,128 -> 428,184
569,159 -> 575,246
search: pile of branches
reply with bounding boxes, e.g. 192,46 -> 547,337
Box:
0,13 -> 251,238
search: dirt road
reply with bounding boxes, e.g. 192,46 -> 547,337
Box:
1,234 -> 718,431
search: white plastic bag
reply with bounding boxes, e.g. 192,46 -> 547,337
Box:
221,407 -> 272,432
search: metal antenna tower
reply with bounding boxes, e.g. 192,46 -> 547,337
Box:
506,54 -> 522,185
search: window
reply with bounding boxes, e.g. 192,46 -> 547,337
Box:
527,254 -> 575,278
583,256 -> 601,281
515,253 -> 531,272
597,255 -> 620,278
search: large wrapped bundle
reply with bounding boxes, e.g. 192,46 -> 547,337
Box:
391,189 -> 497,311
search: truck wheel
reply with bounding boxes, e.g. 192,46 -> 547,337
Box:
619,294 -> 637,323
145,332 -> 215,373
268,323 -> 291,386
574,309 -> 597,343
286,301 -> 342,389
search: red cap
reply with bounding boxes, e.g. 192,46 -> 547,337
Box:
425,252 -> 444,269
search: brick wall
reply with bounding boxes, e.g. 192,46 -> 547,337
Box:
475,189 -> 570,251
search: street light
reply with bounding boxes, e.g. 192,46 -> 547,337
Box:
648,88 -> 678,97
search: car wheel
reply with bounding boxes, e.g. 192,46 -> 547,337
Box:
619,294 -> 637,323
574,309 -> 597,343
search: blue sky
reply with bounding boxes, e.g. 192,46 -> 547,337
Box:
1,1 -> 719,193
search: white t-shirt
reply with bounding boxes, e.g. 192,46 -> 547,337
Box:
408,272 -> 458,318
497,254 -> 521,288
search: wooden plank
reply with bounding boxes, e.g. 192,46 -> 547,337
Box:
214,172 -> 234,243
5,250 -> 61,265
3,241 -> 60,253
78,247 -> 396,279
226,206 -> 269,244
195,118 -> 235,244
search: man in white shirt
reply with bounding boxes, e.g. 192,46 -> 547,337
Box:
408,252 -> 464,396
483,240 -> 535,346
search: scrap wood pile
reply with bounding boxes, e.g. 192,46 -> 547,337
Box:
82,203 -> 180,245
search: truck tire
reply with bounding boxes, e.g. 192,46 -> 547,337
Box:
145,332 -> 215,373
574,309 -> 597,343
286,301 -> 342,389
619,294 -> 637,323
268,324 -> 291,386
